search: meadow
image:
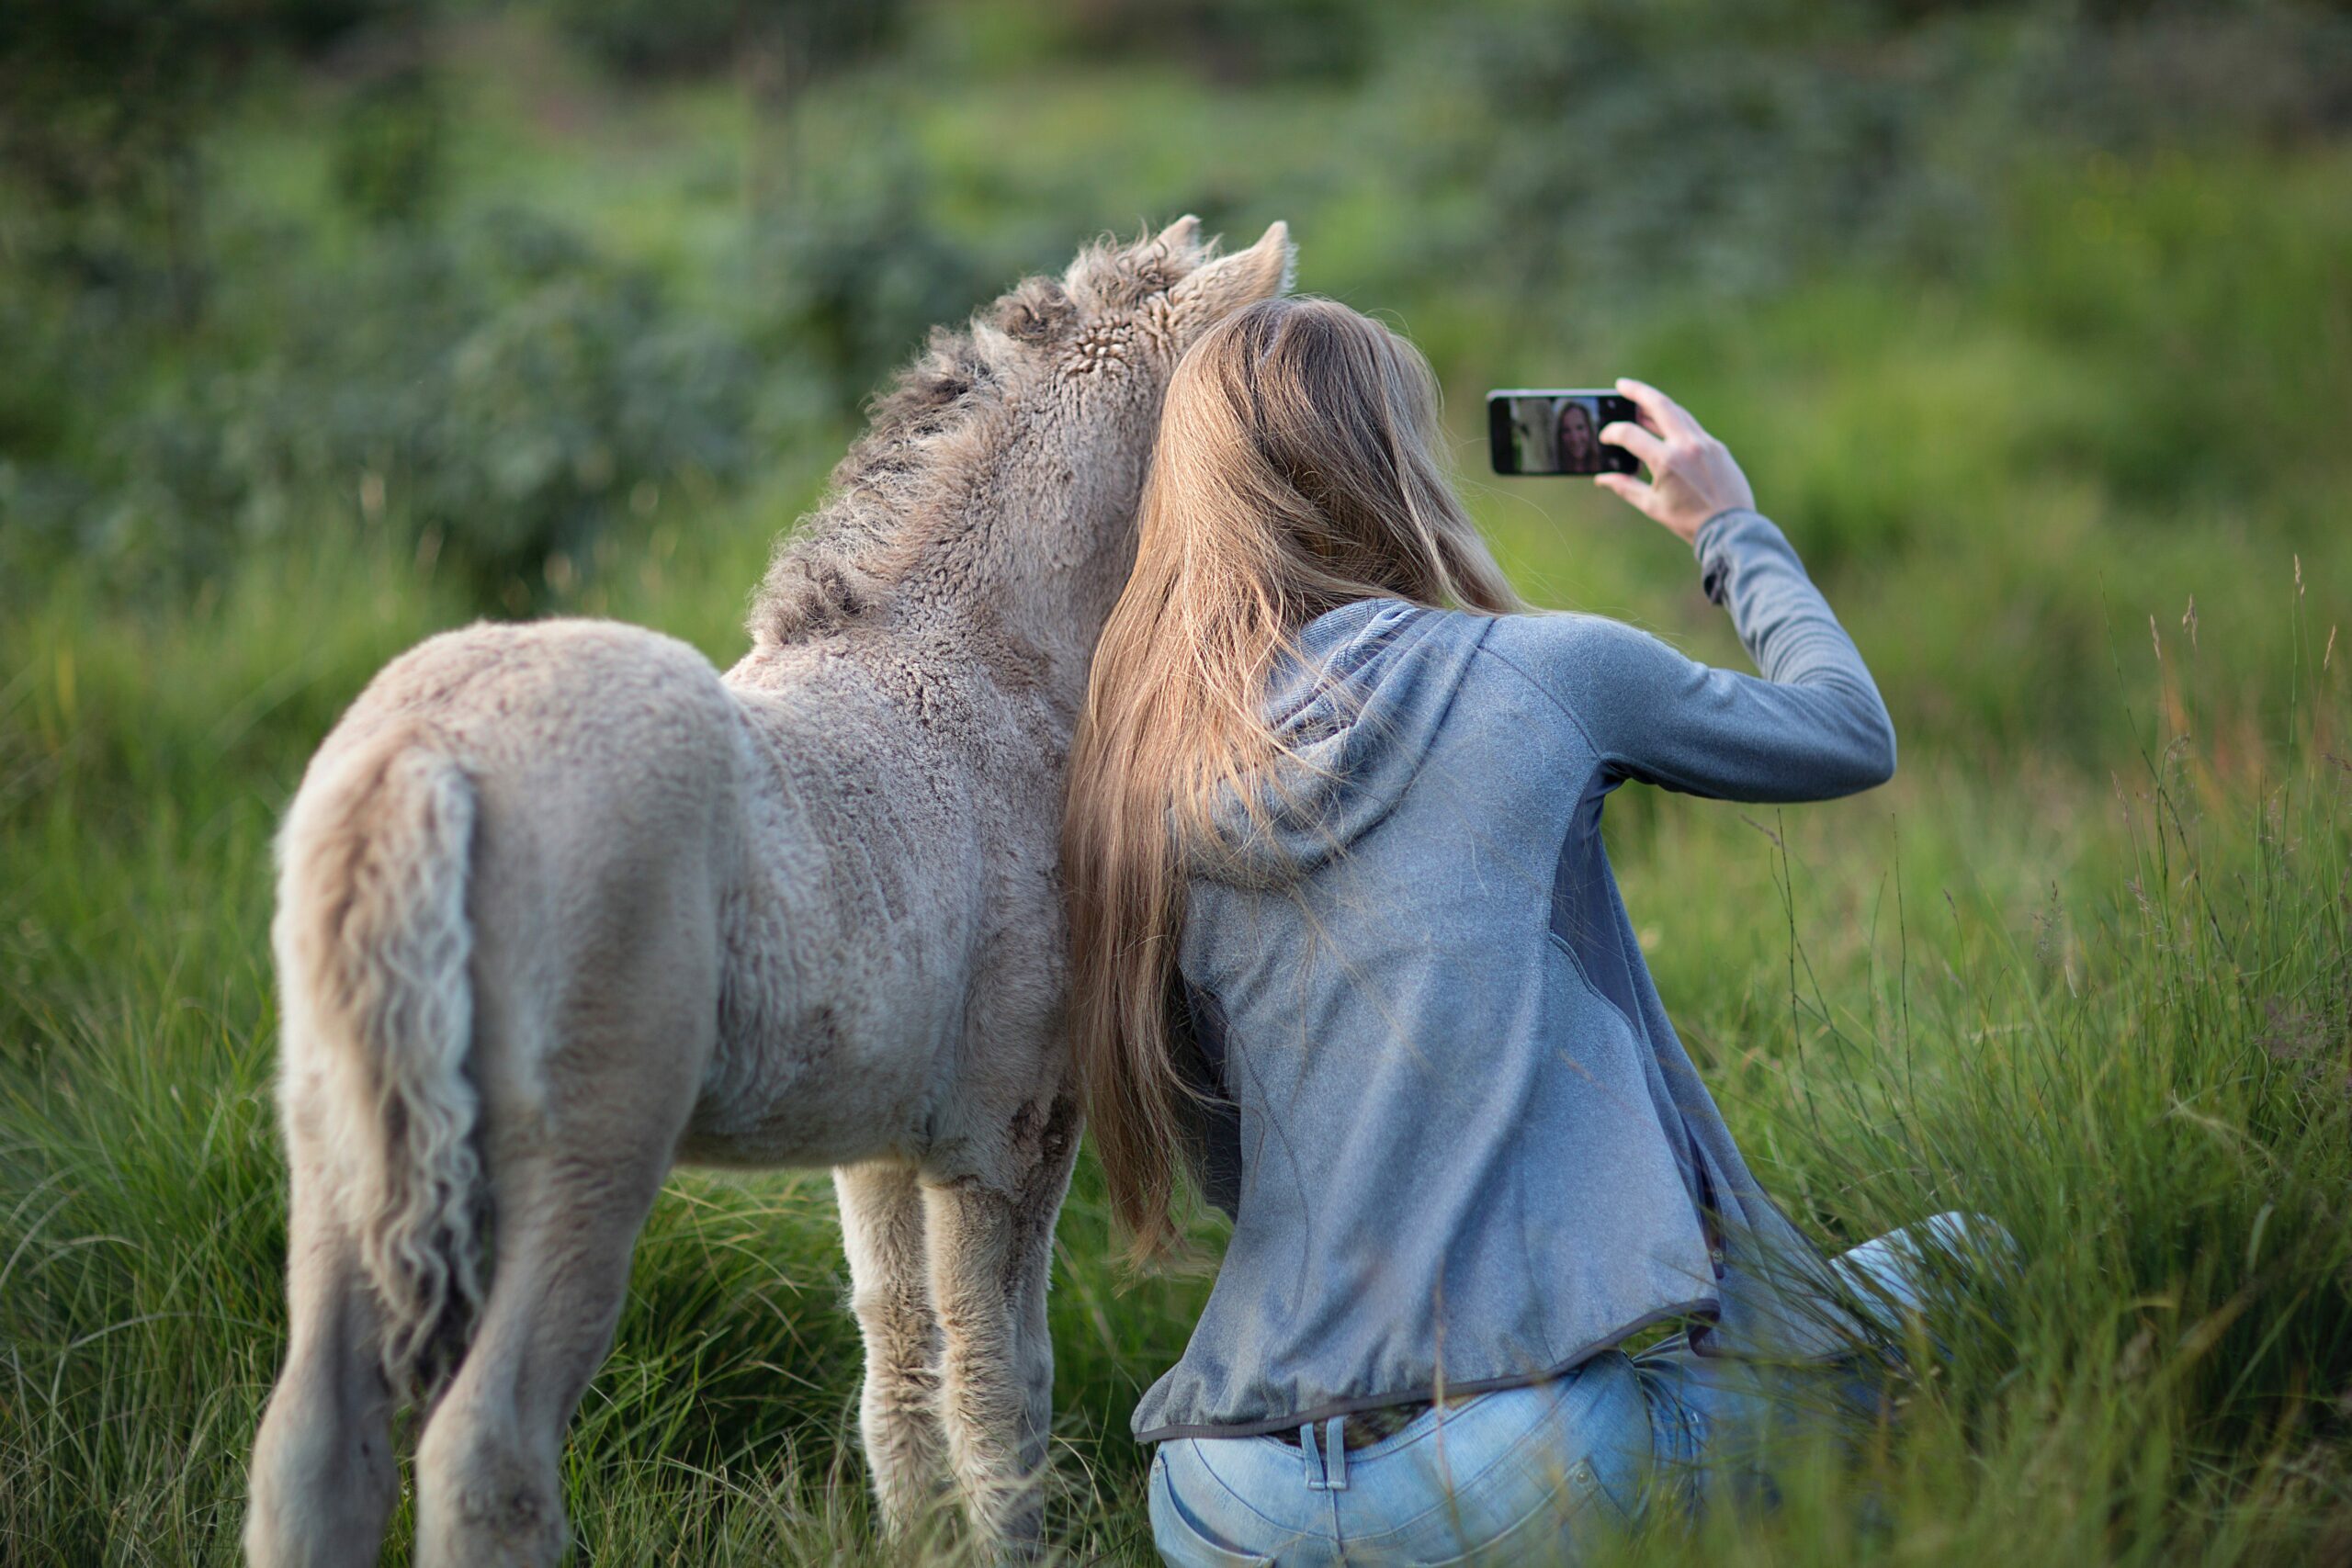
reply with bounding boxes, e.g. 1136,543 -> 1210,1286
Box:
4,3 -> 2350,1562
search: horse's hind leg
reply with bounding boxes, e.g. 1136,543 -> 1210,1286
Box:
923,1092 -> 1082,1555
408,1101 -> 680,1568
405,782 -> 719,1566
837,1160 -> 950,1538
246,1094 -> 400,1568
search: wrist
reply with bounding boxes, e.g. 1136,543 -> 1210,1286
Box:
1692,506 -> 1762,604
1691,505 -> 1756,555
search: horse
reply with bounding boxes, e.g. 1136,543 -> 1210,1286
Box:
243,217 -> 1295,1566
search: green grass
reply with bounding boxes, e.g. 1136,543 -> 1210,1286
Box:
6,13 -> 2352,1565
6,530 -> 2348,1565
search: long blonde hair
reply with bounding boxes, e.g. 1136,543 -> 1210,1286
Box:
1062,297 -> 1521,1259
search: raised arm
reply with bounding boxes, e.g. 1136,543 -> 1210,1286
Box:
1505,379 -> 1895,801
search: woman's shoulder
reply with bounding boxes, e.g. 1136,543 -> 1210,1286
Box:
1474,608 -> 1700,726
1477,606 -> 1682,669
1292,601 -> 1689,717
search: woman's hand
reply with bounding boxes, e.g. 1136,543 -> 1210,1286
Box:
1595,378 -> 1756,545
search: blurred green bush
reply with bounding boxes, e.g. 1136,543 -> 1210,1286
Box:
2,206 -> 765,602
330,62 -> 450,227
2,0 -> 2346,650
548,0 -> 904,79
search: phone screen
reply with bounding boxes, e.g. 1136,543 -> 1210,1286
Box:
1487,389 -> 1640,476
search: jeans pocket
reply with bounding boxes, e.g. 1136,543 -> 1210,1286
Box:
1337,1366 -> 1649,1567
1564,1351 -> 1654,1526
1413,1486 -> 1612,1568
1149,1450 -> 1281,1568
1350,1449 -> 1634,1568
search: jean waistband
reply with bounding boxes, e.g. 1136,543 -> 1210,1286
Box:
1270,1399 -> 1430,1450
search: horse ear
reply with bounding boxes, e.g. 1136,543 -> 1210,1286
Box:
1154,214 -> 1204,258
991,276 -> 1075,344
1169,221 -> 1294,323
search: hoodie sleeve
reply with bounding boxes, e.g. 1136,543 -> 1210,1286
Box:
1498,509 -> 1895,802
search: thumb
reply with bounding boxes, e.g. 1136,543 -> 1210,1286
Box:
1594,471 -> 1657,515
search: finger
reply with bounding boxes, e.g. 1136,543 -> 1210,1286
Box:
1599,421 -> 1668,472
1616,377 -> 1701,442
1593,471 -> 1657,514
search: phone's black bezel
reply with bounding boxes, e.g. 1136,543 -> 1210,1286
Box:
1487,389 -> 1642,477
1487,393 -> 1519,475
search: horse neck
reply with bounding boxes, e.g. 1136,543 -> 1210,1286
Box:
885,435 -> 1145,709
895,526 -> 1133,717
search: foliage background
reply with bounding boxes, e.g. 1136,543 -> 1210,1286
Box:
3,0 -> 2349,1562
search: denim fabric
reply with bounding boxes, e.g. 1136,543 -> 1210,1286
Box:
1149,1216 -> 2004,1567
1136,510 -> 1898,1442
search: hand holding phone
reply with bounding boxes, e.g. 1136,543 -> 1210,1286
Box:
1488,378 -> 1753,545
1487,389 -> 1641,476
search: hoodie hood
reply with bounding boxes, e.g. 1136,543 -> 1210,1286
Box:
1190,599 -> 1490,886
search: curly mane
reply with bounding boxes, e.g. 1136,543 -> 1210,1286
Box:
748,226 -> 1216,647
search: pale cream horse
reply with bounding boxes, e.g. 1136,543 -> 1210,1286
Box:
244,219 -> 1295,1566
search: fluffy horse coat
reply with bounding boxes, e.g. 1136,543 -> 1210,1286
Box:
243,217 -> 1295,1566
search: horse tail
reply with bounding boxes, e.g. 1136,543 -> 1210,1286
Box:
273,726 -> 485,1399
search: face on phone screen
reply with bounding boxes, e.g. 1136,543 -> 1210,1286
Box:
1487,390 -> 1640,476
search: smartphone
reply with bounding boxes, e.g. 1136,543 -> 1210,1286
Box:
1487,389 -> 1641,477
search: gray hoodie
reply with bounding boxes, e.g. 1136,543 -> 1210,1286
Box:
1135,508 -> 1897,1442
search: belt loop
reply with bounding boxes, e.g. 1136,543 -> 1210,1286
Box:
1300,1421 -> 1325,1490
1325,1416 -> 1349,1490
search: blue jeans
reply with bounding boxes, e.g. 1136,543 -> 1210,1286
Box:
1148,1214 -> 2005,1566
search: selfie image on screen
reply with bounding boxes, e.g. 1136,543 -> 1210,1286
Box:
1551,397 -> 1607,475
1503,395 -> 1611,474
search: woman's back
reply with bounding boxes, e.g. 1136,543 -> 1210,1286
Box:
1137,508 -> 1895,1441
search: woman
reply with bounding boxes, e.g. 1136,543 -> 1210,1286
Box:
1555,396 -> 1603,473
1064,299 -> 1986,1565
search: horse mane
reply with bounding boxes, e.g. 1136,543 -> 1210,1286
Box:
749,262 -> 1099,647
